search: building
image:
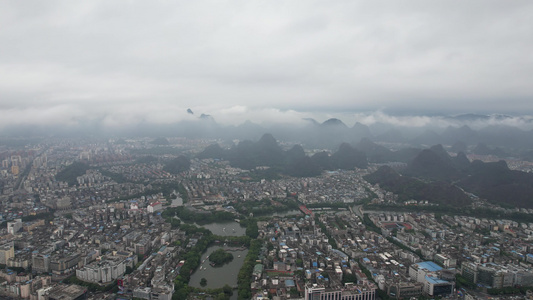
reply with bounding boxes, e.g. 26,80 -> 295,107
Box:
461,262 -> 478,284
461,262 -> 533,288
133,287 -> 152,299
387,282 -> 423,299
135,237 -> 152,255
7,219 -> 22,235
305,282 -> 376,300
76,256 -> 126,284
409,261 -> 454,297
11,165 -> 19,175
56,196 -> 72,209
147,201 -> 163,213
32,253 -> 51,273
434,253 -> 457,268
50,253 -> 80,278
424,276 -> 454,297
46,284 -> 87,300
477,264 -> 513,289
0,242 -> 15,265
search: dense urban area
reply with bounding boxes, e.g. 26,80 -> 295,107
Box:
0,136 -> 533,300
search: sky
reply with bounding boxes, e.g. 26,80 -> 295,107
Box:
1,1 -> 533,129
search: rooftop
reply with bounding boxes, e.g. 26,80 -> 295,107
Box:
415,261 -> 442,272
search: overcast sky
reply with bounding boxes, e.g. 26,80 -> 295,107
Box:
1,1 -> 532,128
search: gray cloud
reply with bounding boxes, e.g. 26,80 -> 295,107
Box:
1,1 -> 533,129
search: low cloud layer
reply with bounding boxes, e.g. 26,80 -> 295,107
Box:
1,1 -> 533,131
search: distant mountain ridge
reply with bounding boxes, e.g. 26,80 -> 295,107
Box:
6,111 -> 533,158
367,143 -> 533,208
197,133 -> 368,177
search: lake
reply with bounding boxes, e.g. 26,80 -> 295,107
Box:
189,244 -> 249,290
198,221 -> 246,236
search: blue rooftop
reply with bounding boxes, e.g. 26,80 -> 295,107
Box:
416,261 -> 442,272
285,280 -> 295,287
425,276 -> 449,285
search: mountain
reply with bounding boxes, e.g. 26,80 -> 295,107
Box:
364,166 -> 472,206
374,128 -> 404,143
375,143 -> 533,208
314,118 -> 352,148
200,134 -> 286,170
196,134 -> 369,177
403,144 -> 466,181
163,156 -> 191,174
321,118 -> 348,128
331,143 -> 368,169
55,162 -> 90,186
472,143 -> 509,157
197,144 -> 225,159
453,152 -> 471,171
352,122 -> 373,141
233,120 -> 267,140
410,129 -> 442,146
311,151 -> 333,170
285,145 -> 306,163
477,125 -> 532,148
285,156 -> 322,177
390,148 -> 422,163
458,160 -> 533,208
302,118 -> 320,126
450,141 -> 468,153
472,143 -> 493,155
441,125 -> 477,145
446,114 -> 491,122
354,138 -> 393,163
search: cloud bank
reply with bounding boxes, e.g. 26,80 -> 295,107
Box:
1,1 -> 533,131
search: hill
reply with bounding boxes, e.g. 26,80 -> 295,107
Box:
197,134 -> 368,177
403,144 -> 467,181
364,166 -> 471,206
354,138 -> 420,163
385,144 -> 533,208
55,162 -> 90,186
458,160 -> 533,208
163,156 -> 191,174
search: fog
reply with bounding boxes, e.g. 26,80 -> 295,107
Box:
2,1 -> 533,133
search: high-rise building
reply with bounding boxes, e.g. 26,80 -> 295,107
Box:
33,253 -> 51,273
11,165 -> 19,175
0,243 -> 15,265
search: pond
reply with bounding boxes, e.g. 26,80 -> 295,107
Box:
197,221 -> 246,236
189,244 -> 249,290
174,218 -> 246,237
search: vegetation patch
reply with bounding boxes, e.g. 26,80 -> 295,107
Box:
55,162 -> 90,186
209,248 -> 234,267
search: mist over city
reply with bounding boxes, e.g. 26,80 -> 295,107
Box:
1,1 -> 533,300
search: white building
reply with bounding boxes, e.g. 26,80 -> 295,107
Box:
148,201 -> 163,213
76,256 -> 126,283
7,219 -> 22,235
409,261 -> 454,297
